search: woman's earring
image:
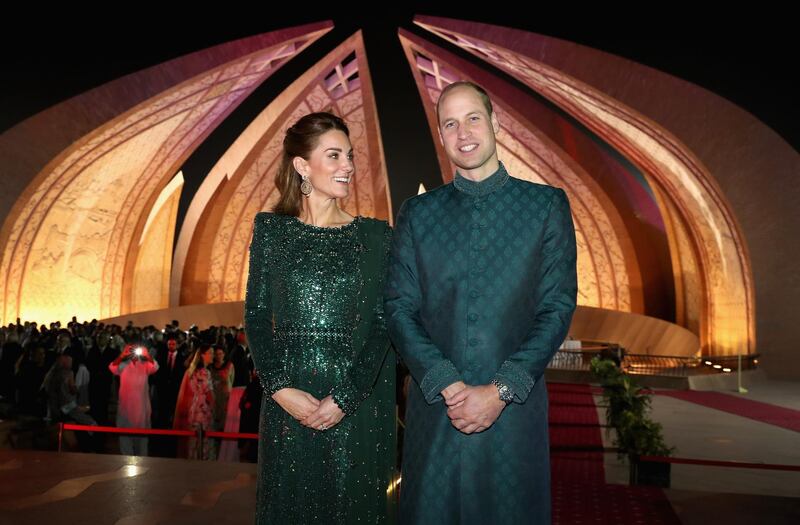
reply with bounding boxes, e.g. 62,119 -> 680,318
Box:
300,175 -> 313,196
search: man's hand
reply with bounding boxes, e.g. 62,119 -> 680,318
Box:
446,384 -> 506,434
441,381 -> 467,404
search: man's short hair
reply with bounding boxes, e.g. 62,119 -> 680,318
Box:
435,81 -> 493,124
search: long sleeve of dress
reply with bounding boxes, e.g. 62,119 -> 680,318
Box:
385,201 -> 463,404
330,224 -> 393,415
244,213 -> 291,396
493,189 -> 577,403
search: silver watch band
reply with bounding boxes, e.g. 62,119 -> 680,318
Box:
491,379 -> 513,405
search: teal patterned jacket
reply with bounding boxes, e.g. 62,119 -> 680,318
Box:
385,162 -> 577,524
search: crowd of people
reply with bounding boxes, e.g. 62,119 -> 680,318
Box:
0,317 -> 261,461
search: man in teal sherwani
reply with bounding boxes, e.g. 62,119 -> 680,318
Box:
385,81 -> 577,524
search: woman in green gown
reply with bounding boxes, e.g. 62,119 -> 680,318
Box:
244,112 -> 396,524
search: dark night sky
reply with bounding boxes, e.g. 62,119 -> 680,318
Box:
1,11 -> 795,149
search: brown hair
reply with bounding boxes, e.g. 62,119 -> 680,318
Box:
435,81 -> 493,124
189,343 -> 213,374
273,112 -> 350,216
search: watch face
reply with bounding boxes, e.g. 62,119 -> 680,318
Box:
499,388 -> 513,403
493,380 -> 513,403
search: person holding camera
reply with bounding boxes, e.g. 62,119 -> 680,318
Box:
109,342 -> 159,456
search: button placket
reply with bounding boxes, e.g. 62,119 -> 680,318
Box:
465,196 -> 487,370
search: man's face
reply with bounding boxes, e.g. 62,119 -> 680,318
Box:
437,86 -> 499,179
167,339 -> 177,352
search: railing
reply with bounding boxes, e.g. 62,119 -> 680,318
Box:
548,346 -> 759,377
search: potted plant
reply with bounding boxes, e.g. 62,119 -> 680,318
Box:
590,356 -> 674,487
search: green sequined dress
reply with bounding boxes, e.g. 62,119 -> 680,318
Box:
244,212 -> 396,525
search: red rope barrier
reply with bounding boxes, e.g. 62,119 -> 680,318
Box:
205,431 -> 259,440
61,423 -> 259,440
638,455 -> 800,472
62,424 -> 195,438
56,425 -> 800,472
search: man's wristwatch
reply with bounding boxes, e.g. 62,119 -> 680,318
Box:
491,379 -> 514,405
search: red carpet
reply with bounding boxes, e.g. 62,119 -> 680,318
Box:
547,382 -> 681,524
552,482 -> 681,525
657,390 -> 800,433
548,382 -> 605,483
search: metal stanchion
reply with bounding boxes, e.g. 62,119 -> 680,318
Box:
737,353 -> 748,394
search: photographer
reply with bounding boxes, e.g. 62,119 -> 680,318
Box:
109,342 -> 159,456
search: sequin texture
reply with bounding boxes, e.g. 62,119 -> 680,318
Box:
244,212 -> 396,524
